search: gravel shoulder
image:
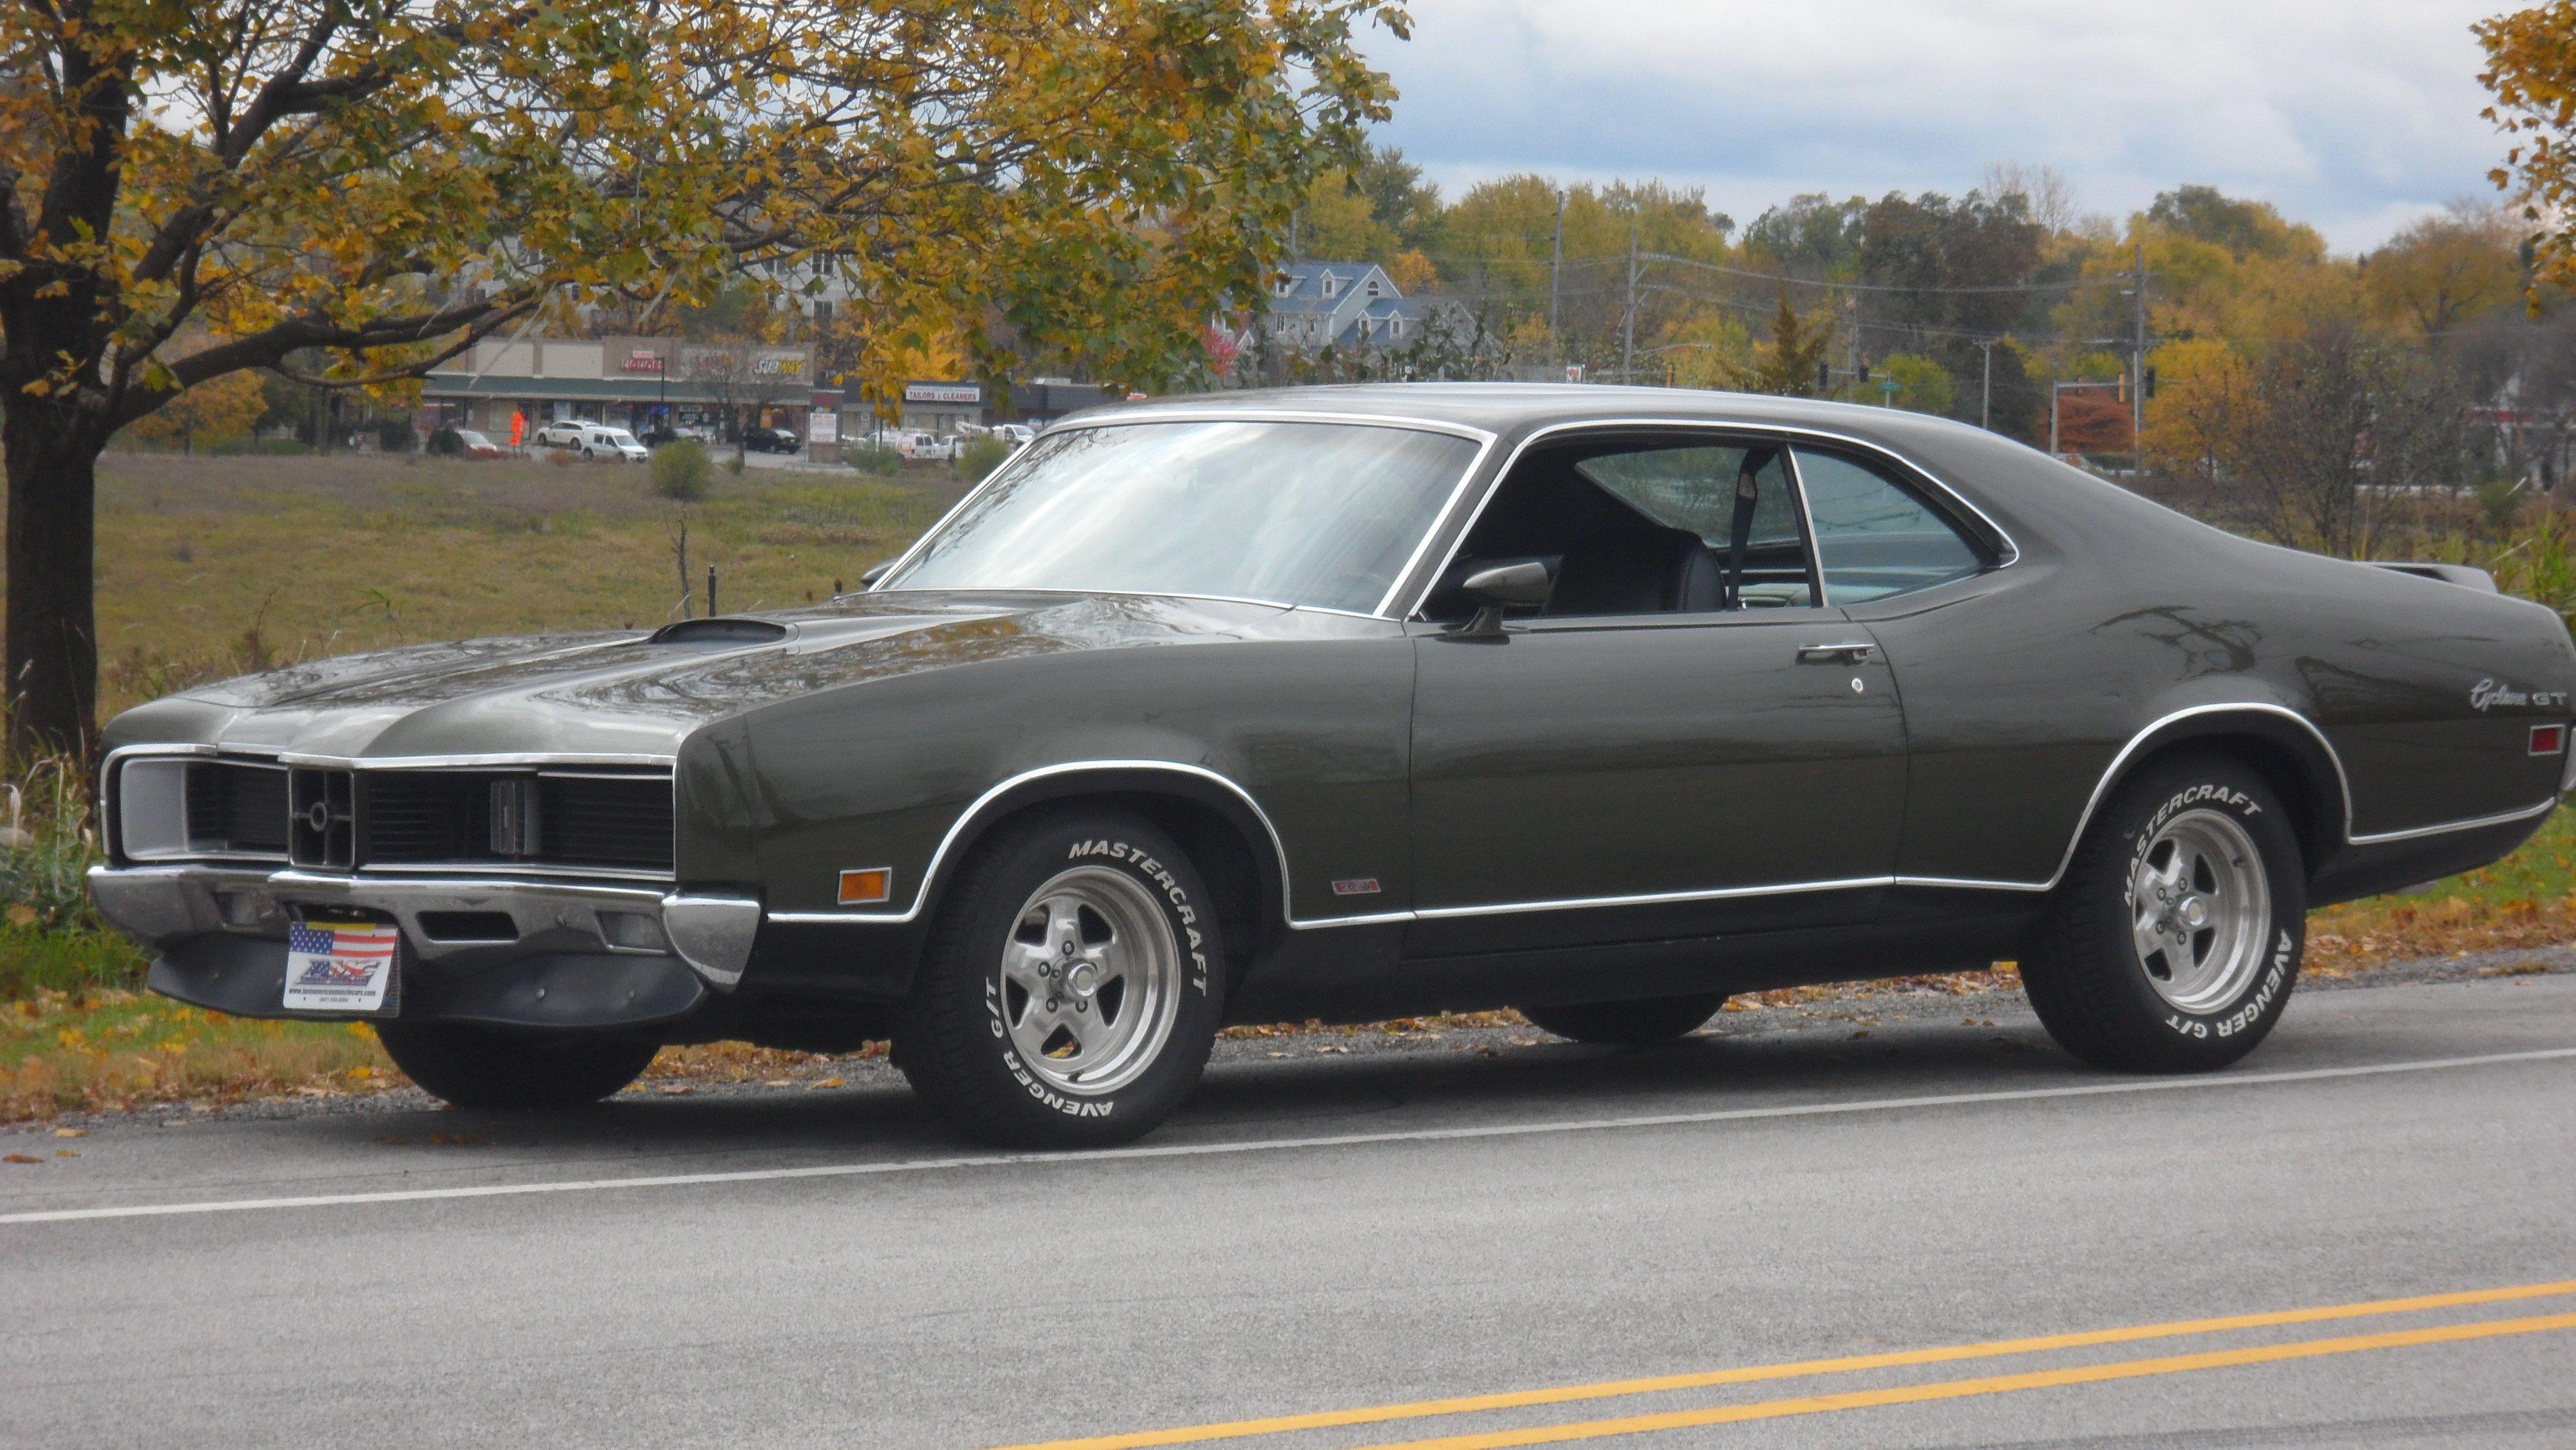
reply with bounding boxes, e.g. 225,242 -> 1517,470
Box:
9,944 -> 2569,1141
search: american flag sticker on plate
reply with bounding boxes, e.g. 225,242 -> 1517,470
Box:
283,919 -> 401,1014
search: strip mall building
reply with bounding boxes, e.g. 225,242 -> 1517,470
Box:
422,336 -> 830,444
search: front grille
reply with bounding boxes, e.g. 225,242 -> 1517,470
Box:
182,762 -> 289,856
355,769 -> 673,876
135,758 -> 673,877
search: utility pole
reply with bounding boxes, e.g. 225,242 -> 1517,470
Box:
1844,295 -> 1859,404
2131,241 -> 2149,453
1975,337 -> 1997,430
1548,189 -> 1565,356
1622,223 -> 1638,384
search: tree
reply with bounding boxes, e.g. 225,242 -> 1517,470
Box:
2363,202 -> 2523,348
2481,2 -> 2576,295
1880,353 -> 1953,414
0,0 -> 1401,755
1726,294 -> 1835,398
2194,329 -> 2469,557
121,369 -> 266,453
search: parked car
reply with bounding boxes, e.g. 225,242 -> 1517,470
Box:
741,426 -> 802,454
89,385 -> 2576,1148
989,423 -> 1036,447
640,424 -> 711,448
437,427 -> 509,460
530,419 -> 598,448
573,425 -> 648,462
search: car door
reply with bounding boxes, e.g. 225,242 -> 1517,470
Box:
1405,433 -> 1909,955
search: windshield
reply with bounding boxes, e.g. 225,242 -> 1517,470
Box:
602,429 -> 638,446
881,420 -> 1477,613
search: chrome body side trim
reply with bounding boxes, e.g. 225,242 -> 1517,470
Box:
861,411 -> 1500,621
1397,416 -> 2024,621
1411,875 -> 1891,920
2343,797 -> 2558,846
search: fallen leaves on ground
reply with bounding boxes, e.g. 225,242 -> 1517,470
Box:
1,989 -> 396,1121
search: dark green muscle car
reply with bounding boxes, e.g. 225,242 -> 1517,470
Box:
89,385 -> 2576,1144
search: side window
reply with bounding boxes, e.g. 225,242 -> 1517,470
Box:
1571,445 -> 1813,609
1792,448 -> 1985,605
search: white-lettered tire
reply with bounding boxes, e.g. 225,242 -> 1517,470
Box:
1521,993 -> 1724,1045
374,1021 -> 660,1110
2021,754 -> 2305,1072
894,810 -> 1224,1147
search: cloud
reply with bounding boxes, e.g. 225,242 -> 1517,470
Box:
1364,0 -> 2507,251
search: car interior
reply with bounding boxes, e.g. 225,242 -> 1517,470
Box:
1418,435 -> 1990,622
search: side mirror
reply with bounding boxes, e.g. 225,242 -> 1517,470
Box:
1450,560 -> 1551,640
859,560 -> 896,588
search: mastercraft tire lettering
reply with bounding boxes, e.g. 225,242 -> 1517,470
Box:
894,810 -> 1225,1147
2021,754 -> 2306,1072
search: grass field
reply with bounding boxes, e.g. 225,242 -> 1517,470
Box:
2,448 -> 2572,1121
95,449 -> 957,715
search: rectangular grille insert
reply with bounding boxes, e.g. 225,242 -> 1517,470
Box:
181,762 -> 289,856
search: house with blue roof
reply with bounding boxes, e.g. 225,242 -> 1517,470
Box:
1254,262 -> 1439,354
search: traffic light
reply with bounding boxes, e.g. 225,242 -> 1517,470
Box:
1816,361 -> 1831,395
2144,366 -> 2158,401
2117,371 -> 2129,405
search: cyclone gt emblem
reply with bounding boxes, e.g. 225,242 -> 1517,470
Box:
2470,678 -> 2570,711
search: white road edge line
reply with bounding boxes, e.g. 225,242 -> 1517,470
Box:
8,1046 -> 2573,1226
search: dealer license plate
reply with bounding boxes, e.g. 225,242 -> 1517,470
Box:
283,918 -> 401,1014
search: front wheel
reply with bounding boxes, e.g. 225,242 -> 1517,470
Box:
374,1021 -> 659,1110
2021,754 -> 2305,1072
1522,993 -> 1724,1045
894,811 -> 1225,1147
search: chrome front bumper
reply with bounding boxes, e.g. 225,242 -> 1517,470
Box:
86,865 -> 760,989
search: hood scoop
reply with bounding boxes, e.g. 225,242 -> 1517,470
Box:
643,618 -> 790,646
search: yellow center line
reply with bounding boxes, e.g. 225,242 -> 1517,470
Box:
985,1279 -> 2576,1450
1340,1310 -> 2576,1450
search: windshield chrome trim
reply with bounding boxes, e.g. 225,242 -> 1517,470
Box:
1395,417 -> 2023,620
857,587 -> 1389,623
865,411 -> 1498,621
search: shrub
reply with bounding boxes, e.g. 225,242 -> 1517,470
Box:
956,435 -> 1013,484
426,427 -> 465,457
0,758 -> 104,936
847,442 -> 900,476
652,438 -> 715,500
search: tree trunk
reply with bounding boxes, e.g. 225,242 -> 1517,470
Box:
2,398 -> 104,761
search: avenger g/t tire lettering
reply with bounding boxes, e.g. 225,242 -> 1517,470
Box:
2021,754 -> 2305,1073
894,810 -> 1224,1147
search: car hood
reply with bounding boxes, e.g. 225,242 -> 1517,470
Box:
103,591 -> 1313,763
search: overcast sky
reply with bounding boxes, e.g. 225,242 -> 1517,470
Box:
1362,0 -> 2511,253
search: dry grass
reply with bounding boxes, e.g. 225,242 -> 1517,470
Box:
1,989 -> 396,1121
92,450 -> 956,715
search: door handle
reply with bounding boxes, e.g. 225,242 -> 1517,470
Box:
1797,642 -> 1877,664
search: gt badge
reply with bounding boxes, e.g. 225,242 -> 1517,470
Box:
1331,878 -> 1382,897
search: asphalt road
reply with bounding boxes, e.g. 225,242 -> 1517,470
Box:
5,969 -> 2575,1449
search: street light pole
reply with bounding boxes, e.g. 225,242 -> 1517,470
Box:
1621,223 -> 1637,384
1549,189 -> 1565,358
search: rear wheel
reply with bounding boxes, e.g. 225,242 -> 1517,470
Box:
2021,754 -> 2305,1072
893,811 -> 1224,1147
1521,993 -> 1724,1046
375,1021 -> 659,1111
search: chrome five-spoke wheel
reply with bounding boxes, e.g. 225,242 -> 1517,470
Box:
2126,807 -> 2270,1014
999,866 -> 1183,1097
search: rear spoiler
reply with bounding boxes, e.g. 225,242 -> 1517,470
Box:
2368,562 -> 2499,593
